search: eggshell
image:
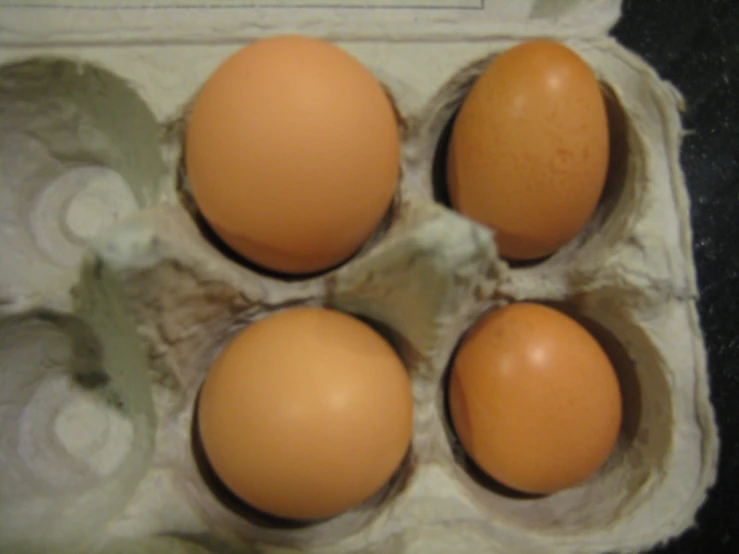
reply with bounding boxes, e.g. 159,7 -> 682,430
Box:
186,35 -> 400,274
447,40 -> 610,260
196,307 -> 413,521
448,302 -> 622,495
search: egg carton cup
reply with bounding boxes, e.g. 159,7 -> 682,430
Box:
0,1 -> 717,553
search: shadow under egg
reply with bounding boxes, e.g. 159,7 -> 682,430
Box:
192,211 -> 352,282
597,82 -> 631,231
431,107 -> 457,210
543,301 -> 643,448
177,171 -> 400,283
190,393 -> 322,530
438,335 -> 546,502
190,382 -> 416,532
175,154 -> 349,282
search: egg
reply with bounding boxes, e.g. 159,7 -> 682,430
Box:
447,303 -> 622,495
186,35 -> 400,275
447,40 -> 610,260
196,307 -> 413,521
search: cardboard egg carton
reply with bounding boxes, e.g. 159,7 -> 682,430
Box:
0,1 -> 718,553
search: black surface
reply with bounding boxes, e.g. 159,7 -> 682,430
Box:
611,1 -> 739,552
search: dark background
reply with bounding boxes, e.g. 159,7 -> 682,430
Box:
611,1 -> 739,552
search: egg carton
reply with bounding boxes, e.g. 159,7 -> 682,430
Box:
0,1 -> 718,553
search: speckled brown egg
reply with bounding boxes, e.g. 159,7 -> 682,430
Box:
447,40 -> 610,260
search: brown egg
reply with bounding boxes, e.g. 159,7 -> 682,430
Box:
448,303 -> 622,495
186,35 -> 400,274
197,307 -> 413,521
447,40 -> 610,260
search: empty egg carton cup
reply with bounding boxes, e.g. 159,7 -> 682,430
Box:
0,1 -> 717,553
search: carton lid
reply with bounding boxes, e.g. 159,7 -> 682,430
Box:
0,0 -> 622,45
